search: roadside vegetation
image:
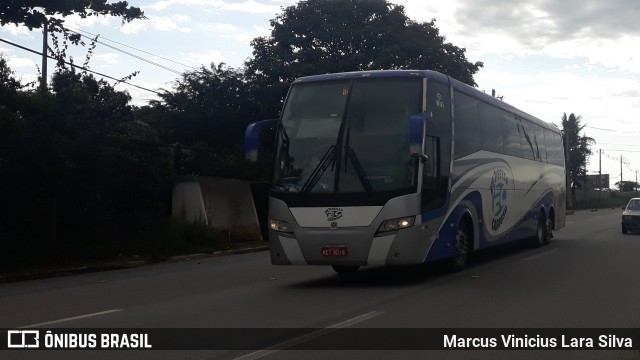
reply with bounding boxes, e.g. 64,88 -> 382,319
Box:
1,0 -> 616,269
573,192 -> 637,210
1,0 -> 483,269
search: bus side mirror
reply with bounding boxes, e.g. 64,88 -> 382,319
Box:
408,112 -> 432,161
244,119 -> 278,162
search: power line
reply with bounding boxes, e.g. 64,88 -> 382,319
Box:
598,143 -> 640,147
602,148 -> 640,153
585,124 -> 640,134
63,27 -> 184,75
64,26 -> 197,71
0,37 -> 162,95
86,36 -> 183,75
584,125 -> 617,132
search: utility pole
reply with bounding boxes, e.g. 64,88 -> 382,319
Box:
563,131 -> 572,210
598,149 -> 602,189
621,156 -> 623,191
41,20 -> 48,91
41,18 -> 57,245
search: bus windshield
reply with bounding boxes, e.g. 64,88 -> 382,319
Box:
273,77 -> 423,194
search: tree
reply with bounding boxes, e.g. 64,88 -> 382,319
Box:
152,63 -> 268,178
1,0 -> 144,80
0,55 -> 22,92
0,64 -> 173,266
0,54 -> 23,121
245,0 -> 483,116
157,63 -> 259,153
561,113 -> 595,192
0,1 -> 144,34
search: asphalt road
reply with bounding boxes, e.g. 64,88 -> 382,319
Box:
2,207 -> 640,360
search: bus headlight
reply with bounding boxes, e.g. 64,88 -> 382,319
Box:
377,216 -> 415,233
269,219 -> 291,233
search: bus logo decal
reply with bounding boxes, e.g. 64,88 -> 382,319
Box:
435,93 -> 445,109
325,208 -> 344,222
490,169 -> 509,231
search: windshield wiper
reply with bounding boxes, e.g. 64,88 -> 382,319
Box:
344,126 -> 373,193
277,122 -> 297,177
300,145 -> 337,194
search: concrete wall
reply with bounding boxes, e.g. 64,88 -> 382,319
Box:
171,181 -> 208,224
171,177 -> 263,241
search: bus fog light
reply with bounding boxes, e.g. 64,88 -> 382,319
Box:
269,219 -> 291,233
378,216 -> 415,233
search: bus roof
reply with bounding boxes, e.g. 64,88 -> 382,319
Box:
293,69 -> 449,83
292,70 -> 560,133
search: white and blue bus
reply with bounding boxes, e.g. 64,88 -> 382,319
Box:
245,70 -> 566,274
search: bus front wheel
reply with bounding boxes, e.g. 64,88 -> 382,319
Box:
447,222 -> 471,272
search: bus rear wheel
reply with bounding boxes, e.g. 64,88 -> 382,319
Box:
332,265 -> 359,275
532,213 -> 550,248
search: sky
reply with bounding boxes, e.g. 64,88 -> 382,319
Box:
1,0 -> 639,187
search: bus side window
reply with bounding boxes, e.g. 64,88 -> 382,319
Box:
422,135 -> 444,212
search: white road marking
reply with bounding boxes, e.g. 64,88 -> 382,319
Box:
326,310 -> 383,328
233,311 -> 384,360
19,309 -> 123,328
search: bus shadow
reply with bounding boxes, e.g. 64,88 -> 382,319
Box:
288,239 -> 545,289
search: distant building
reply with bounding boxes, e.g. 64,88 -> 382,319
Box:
586,174 -> 610,190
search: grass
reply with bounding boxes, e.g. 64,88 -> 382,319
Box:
573,195 -> 635,210
0,218 -> 234,269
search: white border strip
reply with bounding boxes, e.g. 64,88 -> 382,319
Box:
19,309 -> 123,328
233,311 -> 384,360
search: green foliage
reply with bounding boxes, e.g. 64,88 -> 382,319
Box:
1,0 -> 489,267
153,63 -> 272,178
0,68 -> 174,267
245,0 -> 483,113
561,113 -> 594,189
0,0 -> 144,83
0,1 -> 144,33
0,55 -> 22,91
158,63 -> 259,153
0,55 -> 24,148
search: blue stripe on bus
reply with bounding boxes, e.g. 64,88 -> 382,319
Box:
424,189 -> 556,262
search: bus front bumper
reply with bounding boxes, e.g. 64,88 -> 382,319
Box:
268,225 -> 432,266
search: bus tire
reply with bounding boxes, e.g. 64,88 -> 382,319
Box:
543,216 -> 551,245
622,224 -> 628,234
447,221 -> 471,272
532,213 -> 548,248
332,265 -> 359,275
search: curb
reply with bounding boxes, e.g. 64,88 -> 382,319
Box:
0,245 -> 269,284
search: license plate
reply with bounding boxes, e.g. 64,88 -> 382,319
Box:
321,246 -> 348,257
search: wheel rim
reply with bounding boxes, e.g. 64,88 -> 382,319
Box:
455,229 -> 469,265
